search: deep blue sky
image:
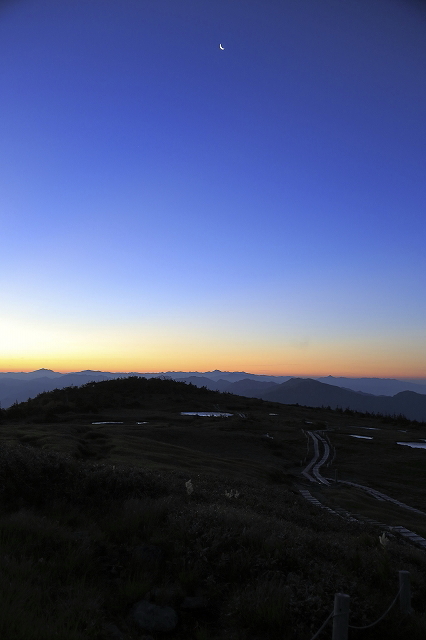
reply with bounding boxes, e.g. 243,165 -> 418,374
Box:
1,0 -> 425,375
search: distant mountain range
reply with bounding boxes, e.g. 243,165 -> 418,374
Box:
1,368 -> 426,421
260,377 -> 426,422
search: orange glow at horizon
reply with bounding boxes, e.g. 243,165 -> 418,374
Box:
1,352 -> 424,379
1,317 -> 424,378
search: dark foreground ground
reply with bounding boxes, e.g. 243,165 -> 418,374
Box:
1,377 -> 426,639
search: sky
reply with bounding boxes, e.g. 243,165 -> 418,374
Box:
0,0 -> 425,377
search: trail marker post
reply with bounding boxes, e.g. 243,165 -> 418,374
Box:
399,570 -> 411,615
332,593 -> 350,640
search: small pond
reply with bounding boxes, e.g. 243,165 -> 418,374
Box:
181,412 -> 233,417
348,426 -> 379,430
397,442 -> 426,449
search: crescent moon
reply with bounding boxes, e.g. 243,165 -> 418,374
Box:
219,44 -> 224,50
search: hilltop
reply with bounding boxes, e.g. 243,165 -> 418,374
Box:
1,376 -> 260,423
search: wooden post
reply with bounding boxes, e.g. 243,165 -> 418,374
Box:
399,570 -> 411,615
332,593 -> 350,640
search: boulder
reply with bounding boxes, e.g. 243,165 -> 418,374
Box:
102,623 -> 124,639
131,599 -> 178,633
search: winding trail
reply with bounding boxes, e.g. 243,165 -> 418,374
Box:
302,431 -> 330,485
335,480 -> 426,517
299,429 -> 426,550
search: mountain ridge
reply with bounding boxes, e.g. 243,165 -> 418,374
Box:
259,378 -> 426,422
1,369 -> 426,421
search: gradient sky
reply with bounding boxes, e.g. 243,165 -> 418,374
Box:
1,0 -> 425,376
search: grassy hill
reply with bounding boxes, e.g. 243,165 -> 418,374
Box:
1,377 -> 426,639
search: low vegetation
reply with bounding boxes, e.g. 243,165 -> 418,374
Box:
0,377 -> 425,638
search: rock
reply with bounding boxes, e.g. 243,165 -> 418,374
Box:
180,596 -> 209,610
102,623 -> 125,639
131,599 -> 178,633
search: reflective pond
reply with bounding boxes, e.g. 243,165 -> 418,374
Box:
181,411 -> 233,417
397,442 -> 426,449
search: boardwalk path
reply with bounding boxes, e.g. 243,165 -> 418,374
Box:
301,430 -> 331,485
299,430 -> 426,550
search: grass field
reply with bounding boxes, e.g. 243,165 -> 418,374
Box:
0,377 -> 426,639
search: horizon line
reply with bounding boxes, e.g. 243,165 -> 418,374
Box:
0,368 -> 425,381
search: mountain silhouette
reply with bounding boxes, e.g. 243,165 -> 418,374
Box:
1,369 -> 425,420
316,375 -> 426,396
260,378 -> 426,422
